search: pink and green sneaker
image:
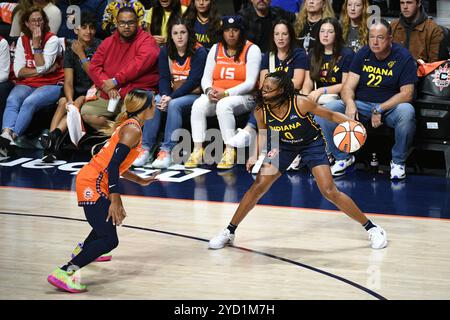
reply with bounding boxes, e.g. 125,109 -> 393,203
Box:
47,268 -> 87,293
71,242 -> 112,262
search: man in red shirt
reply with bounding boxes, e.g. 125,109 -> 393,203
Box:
81,7 -> 159,131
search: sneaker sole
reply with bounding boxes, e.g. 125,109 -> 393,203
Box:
152,162 -> 170,169
47,275 -> 87,293
42,155 -> 57,163
208,243 -> 227,249
371,239 -> 388,249
184,163 -> 200,168
332,164 -> 355,177
208,240 -> 233,250
217,164 -> 235,170
94,255 -> 112,262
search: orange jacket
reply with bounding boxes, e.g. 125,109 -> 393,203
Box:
391,17 -> 444,63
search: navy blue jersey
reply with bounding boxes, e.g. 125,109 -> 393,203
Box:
194,18 -> 213,49
260,48 -> 308,78
311,47 -> 354,88
350,43 -> 418,103
263,96 -> 322,149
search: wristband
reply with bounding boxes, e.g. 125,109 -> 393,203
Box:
224,90 -> 230,97
372,105 -> 383,115
80,57 -> 90,64
33,48 -> 43,54
112,77 -> 118,86
323,86 -> 327,94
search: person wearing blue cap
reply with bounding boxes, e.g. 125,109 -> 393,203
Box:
186,15 -> 262,169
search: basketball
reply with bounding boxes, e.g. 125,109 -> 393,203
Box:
333,121 -> 366,153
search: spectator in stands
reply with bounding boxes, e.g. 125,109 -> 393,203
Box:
0,35 -> 13,130
271,0 -> 302,13
0,7 -> 64,148
315,20 -> 417,180
302,18 -> 354,104
391,0 -> 444,62
10,0 -> 61,38
185,16 -> 261,169
340,0 -> 369,52
228,19 -> 309,148
183,0 -> 221,50
39,12 -> 102,162
233,0 -> 249,13
238,0 -> 295,53
139,0 -> 153,9
57,0 -> 108,40
295,0 -> 334,53
81,7 -> 159,132
0,2 -> 18,37
144,0 -> 187,46
102,0 -> 145,36
133,18 -> 207,168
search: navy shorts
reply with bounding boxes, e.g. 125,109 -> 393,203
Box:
263,136 -> 329,173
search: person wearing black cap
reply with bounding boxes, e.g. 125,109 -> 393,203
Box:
47,89 -> 159,293
238,0 -> 296,53
186,15 -> 261,169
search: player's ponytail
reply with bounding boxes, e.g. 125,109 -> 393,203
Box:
100,90 -> 151,136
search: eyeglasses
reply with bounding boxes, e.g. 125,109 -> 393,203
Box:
117,20 -> 137,27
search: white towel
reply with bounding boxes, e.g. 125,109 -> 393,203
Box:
66,104 -> 86,147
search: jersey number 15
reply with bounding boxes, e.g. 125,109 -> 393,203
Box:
220,67 -> 235,80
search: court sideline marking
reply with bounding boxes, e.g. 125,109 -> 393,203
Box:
1,185 -> 449,222
0,210 -> 387,300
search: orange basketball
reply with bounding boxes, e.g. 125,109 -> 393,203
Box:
333,121 -> 366,153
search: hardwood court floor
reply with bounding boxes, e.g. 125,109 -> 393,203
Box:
1,187 -> 450,300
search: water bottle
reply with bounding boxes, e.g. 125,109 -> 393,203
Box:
370,153 -> 379,173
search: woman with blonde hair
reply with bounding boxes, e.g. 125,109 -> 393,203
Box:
340,0 -> 369,52
47,89 -> 158,293
295,0 -> 334,53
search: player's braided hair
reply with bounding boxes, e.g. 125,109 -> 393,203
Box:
256,70 -> 295,111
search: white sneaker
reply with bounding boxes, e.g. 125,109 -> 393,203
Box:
151,150 -> 171,169
330,155 -> 355,177
286,154 -> 302,171
227,128 -> 251,148
208,228 -> 235,249
367,225 -> 388,249
390,161 -> 406,180
133,149 -> 151,167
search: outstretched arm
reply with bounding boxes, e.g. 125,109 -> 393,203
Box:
298,96 -> 358,125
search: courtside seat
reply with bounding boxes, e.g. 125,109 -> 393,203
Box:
438,25 -> 450,61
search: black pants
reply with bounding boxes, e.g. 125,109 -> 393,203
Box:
0,81 -> 13,127
70,197 -> 119,269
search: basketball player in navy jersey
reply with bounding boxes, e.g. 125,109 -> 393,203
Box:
209,71 -> 388,250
